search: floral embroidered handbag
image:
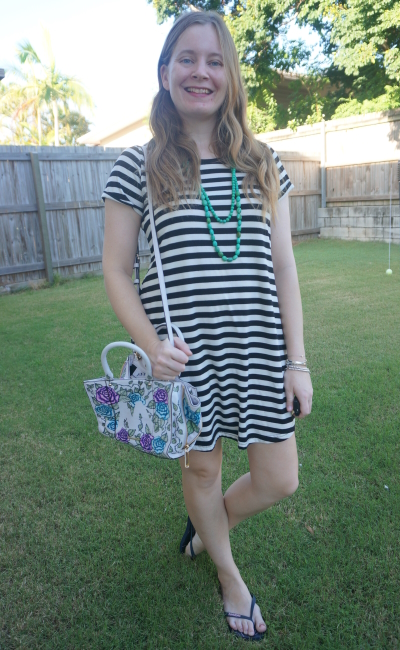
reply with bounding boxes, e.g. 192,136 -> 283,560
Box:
83,145 -> 202,467
83,336 -> 202,467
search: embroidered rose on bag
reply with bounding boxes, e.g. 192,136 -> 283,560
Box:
152,437 -> 166,454
106,419 -> 118,432
155,402 -> 170,420
96,386 -> 120,405
95,404 -> 113,418
154,388 -> 168,403
116,428 -> 129,443
140,432 -> 154,451
184,399 -> 201,426
128,392 -> 146,406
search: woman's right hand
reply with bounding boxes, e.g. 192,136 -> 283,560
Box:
147,336 -> 192,380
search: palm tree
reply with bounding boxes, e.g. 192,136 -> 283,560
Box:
1,29 -> 93,146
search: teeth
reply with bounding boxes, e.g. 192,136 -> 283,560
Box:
186,88 -> 212,94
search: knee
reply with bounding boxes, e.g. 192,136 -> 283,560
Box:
187,464 -> 221,490
254,473 -> 299,502
277,475 -> 299,499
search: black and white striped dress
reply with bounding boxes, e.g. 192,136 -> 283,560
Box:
102,145 -> 295,451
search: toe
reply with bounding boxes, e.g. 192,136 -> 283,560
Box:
254,607 -> 267,633
228,616 -> 237,632
246,621 -> 255,637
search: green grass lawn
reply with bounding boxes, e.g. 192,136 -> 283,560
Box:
1,239 -> 399,650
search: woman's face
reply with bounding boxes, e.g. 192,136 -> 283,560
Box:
160,23 -> 228,125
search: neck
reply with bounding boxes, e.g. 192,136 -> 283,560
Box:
181,113 -> 217,159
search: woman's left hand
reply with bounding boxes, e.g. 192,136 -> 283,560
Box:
284,370 -> 313,419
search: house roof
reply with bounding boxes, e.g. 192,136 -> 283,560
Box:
77,112 -> 149,146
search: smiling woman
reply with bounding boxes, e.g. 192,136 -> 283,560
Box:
100,9 -> 313,643
160,30 -> 227,121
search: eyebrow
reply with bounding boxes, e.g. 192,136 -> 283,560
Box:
177,49 -> 223,58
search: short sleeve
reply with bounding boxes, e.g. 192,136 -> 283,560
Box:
267,145 -> 294,202
102,145 -> 145,217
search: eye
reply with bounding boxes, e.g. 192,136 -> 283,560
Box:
181,57 -> 193,64
210,60 -> 222,67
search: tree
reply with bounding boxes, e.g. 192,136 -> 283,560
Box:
296,0 -> 400,118
0,29 -> 93,145
148,0 -> 400,130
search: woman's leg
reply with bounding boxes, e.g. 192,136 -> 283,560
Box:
224,433 -> 299,528
187,434 -> 298,550
179,439 -> 266,636
181,434 -> 299,636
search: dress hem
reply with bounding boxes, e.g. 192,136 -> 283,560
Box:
193,427 -> 296,453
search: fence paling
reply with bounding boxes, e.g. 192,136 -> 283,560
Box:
30,153 -> 53,284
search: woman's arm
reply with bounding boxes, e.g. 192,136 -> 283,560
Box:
270,194 -> 313,418
102,198 -> 192,379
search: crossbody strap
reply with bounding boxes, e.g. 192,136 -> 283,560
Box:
143,144 -> 175,346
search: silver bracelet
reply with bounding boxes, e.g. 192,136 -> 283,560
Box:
287,359 -> 307,366
285,365 -> 310,373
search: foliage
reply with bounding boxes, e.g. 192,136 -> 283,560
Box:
148,0 -> 400,130
0,29 -> 93,145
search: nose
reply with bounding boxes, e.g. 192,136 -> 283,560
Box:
191,57 -> 209,80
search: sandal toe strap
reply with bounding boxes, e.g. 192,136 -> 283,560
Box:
224,594 -> 258,622
224,612 -> 253,622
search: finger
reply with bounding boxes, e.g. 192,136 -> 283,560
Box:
173,336 -> 193,356
162,357 -> 187,375
285,384 -> 294,412
160,338 -> 189,365
298,394 -> 311,419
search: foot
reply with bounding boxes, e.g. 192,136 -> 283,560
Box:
219,574 -> 267,638
185,532 -> 205,557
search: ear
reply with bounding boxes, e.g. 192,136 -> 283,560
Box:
160,64 -> 170,91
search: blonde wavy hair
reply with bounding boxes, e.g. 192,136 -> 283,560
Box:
147,10 -> 280,221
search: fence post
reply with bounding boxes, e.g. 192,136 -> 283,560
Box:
321,120 -> 326,208
30,152 -> 53,284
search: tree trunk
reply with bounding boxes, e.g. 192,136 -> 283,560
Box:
52,100 -> 59,146
37,108 -> 42,146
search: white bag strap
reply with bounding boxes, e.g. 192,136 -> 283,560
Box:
143,144 -> 174,346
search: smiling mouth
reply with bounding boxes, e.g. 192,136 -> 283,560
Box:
184,87 -> 213,95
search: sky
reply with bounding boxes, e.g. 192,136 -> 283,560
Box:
0,0 -> 321,134
0,0 -> 173,131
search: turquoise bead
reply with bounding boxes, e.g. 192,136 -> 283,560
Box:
201,167 -> 242,263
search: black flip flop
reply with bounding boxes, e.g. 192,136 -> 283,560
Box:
224,594 -> 266,641
179,516 -> 196,559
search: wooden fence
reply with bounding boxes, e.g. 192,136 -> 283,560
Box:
0,146 -> 324,290
0,146 -> 145,289
326,160 -> 399,206
4,146 -> 396,290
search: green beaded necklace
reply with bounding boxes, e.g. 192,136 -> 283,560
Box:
200,167 -> 241,262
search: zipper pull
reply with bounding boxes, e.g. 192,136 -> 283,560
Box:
184,444 -> 190,469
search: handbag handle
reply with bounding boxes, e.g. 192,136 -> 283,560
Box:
101,341 -> 152,378
143,145 -> 175,347
155,322 -> 185,341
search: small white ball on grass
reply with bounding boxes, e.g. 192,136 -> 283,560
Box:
386,269 -> 393,275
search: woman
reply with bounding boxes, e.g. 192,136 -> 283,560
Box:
102,10 -> 313,641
